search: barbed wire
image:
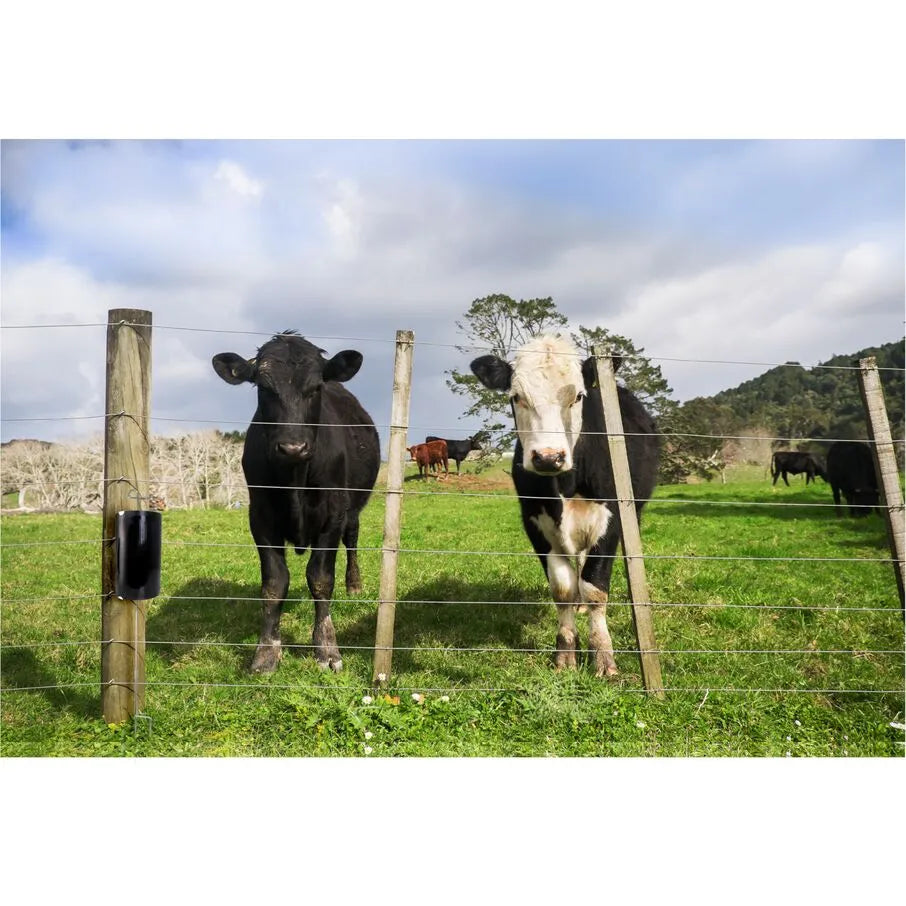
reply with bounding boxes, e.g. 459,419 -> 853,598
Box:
2,320 -> 901,721
1,320 -> 902,372
2,638 -> 903,657
0,474 -> 897,510
1,535 -> 895,562
2,592 -> 899,613
2,679 -> 901,695
4,411 -> 902,447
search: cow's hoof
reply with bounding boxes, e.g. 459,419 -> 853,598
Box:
346,583 -> 362,595
316,655 -> 343,673
595,664 -> 619,678
250,643 -> 282,674
594,650 -> 619,678
554,651 -> 578,671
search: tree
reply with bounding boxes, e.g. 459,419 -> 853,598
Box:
446,295 -> 680,461
659,397 -> 739,484
446,294 -> 568,454
570,325 -> 676,424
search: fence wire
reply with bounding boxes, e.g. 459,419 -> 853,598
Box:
2,320 -> 903,712
2,680 -> 901,696
2,320 -> 904,372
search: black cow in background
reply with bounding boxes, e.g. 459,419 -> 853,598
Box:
826,441 -> 880,517
213,331 -> 380,673
771,451 -> 828,486
425,434 -> 483,473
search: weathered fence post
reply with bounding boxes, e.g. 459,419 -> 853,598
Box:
857,355 -> 905,612
372,330 -> 415,686
593,346 -> 665,698
101,309 -> 152,723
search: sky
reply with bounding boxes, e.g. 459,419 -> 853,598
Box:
1,138 -> 903,447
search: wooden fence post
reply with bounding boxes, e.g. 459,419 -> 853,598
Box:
857,356 -> 905,612
593,346 -> 665,698
101,309 -> 152,723
372,330 -> 415,686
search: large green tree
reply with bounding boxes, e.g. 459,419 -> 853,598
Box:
447,294 -> 675,458
446,294 -> 568,452
570,325 -> 676,423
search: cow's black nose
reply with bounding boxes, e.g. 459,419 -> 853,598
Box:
531,449 -> 567,473
277,441 -> 310,460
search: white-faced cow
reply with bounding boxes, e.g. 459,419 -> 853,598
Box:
471,335 -> 660,677
213,331 -> 380,673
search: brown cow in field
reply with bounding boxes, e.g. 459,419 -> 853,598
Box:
407,440 -> 448,479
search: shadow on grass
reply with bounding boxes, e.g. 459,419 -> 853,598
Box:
147,578 -> 307,672
148,575 -> 640,682
341,576 -> 553,677
1,647 -> 99,719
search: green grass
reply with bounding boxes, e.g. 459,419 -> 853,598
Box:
1,466 -> 903,756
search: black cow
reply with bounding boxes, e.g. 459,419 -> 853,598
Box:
826,441 -> 880,517
213,331 -> 380,673
771,451 -> 828,486
425,434 -> 483,473
471,335 -> 660,677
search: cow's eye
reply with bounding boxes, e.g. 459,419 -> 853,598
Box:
574,392 -> 586,405
511,393 -> 522,405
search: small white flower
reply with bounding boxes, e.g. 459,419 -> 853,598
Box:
363,746 -> 373,755
786,736 -> 792,742
636,721 -> 646,729
794,719 -> 801,727
843,735 -> 848,741
785,751 -> 792,757
377,673 -> 387,682
364,731 -> 373,740
412,693 -> 423,703
440,695 -> 450,703
361,695 -> 372,705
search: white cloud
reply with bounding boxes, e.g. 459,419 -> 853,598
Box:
604,239 -> 902,398
1,141 -> 902,445
213,160 -> 263,199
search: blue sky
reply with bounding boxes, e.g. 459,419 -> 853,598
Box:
1,139 -> 903,446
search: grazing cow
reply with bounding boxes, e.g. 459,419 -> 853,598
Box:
407,440 -> 448,479
826,441 -> 880,517
425,434 -> 483,473
471,335 -> 660,677
771,451 -> 828,486
212,331 -> 380,673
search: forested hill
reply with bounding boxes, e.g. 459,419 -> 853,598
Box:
706,338 -> 904,443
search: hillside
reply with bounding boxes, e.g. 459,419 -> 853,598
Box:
708,338 -> 904,444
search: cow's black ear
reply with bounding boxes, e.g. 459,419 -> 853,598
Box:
470,355 -> 512,391
213,353 -> 255,385
581,354 -> 623,390
323,350 -> 363,383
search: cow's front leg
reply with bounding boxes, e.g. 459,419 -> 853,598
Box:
251,547 -> 289,674
307,542 -> 342,671
547,554 -> 579,670
587,598 -> 618,677
581,534 -> 619,677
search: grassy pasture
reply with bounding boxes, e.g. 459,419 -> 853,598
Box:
1,463 -> 903,757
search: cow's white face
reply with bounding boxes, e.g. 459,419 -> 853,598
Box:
472,335 -> 587,474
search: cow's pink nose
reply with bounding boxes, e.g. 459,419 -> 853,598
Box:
277,441 -> 309,459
